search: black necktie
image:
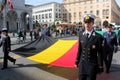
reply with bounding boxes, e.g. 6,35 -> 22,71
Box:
86,33 -> 89,39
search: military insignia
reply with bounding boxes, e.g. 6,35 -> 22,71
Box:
92,32 -> 96,36
102,40 -> 105,46
85,16 -> 90,20
92,45 -> 96,49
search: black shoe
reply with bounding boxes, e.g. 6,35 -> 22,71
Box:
1,67 -> 7,70
13,59 -> 16,65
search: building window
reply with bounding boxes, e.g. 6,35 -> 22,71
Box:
102,9 -> 106,15
49,13 -> 52,18
36,15 -> 38,19
39,15 -> 41,19
69,13 -> 71,20
59,13 -> 61,18
90,11 -> 93,13
96,10 -> 99,16
56,13 -> 58,18
39,20 -> 41,23
106,16 -> 109,19
102,9 -> 109,15
74,12 -> 76,20
42,14 -> 44,19
84,11 -> 87,13
106,9 -> 109,15
79,12 -> 81,19
45,14 -> 48,19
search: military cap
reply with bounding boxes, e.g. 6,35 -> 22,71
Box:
107,23 -> 114,28
83,13 -> 96,23
2,27 -> 8,32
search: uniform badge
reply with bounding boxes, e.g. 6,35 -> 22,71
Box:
85,16 -> 90,20
92,45 -> 96,49
102,40 -> 105,46
92,32 -> 96,36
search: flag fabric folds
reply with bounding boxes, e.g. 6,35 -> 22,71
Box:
27,40 -> 77,65
7,0 -> 14,10
50,42 -> 78,68
12,35 -> 57,57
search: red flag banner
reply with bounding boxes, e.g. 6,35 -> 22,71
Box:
7,0 -> 14,10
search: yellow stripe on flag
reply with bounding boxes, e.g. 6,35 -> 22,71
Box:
27,40 -> 77,64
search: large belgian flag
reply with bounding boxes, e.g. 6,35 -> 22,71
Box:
12,30 -> 119,68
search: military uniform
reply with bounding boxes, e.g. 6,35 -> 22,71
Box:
75,14 -> 104,80
103,25 -> 118,73
0,28 -> 16,70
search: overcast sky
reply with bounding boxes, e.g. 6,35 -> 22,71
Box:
25,0 -> 120,7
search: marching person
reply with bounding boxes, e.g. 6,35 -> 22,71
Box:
103,24 -> 118,73
0,28 -> 16,70
75,14 -> 104,80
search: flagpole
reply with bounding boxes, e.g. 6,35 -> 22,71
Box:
3,0 -> 6,28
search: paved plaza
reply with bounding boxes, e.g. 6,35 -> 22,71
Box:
0,35 -> 120,80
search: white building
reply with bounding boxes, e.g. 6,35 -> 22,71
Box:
32,2 -> 62,26
0,0 -> 32,32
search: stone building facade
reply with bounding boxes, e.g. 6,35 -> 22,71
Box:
0,0 -> 32,32
61,0 -> 120,28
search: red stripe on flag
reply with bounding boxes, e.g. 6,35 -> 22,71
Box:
7,0 -> 14,10
50,42 -> 78,68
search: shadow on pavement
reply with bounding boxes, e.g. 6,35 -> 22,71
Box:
7,63 -> 120,80
15,63 -> 78,80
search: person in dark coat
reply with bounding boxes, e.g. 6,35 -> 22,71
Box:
75,14 -> 104,80
0,28 -> 16,70
103,24 -> 118,73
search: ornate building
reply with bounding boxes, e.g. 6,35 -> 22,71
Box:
0,0 -> 32,32
61,0 -> 120,28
